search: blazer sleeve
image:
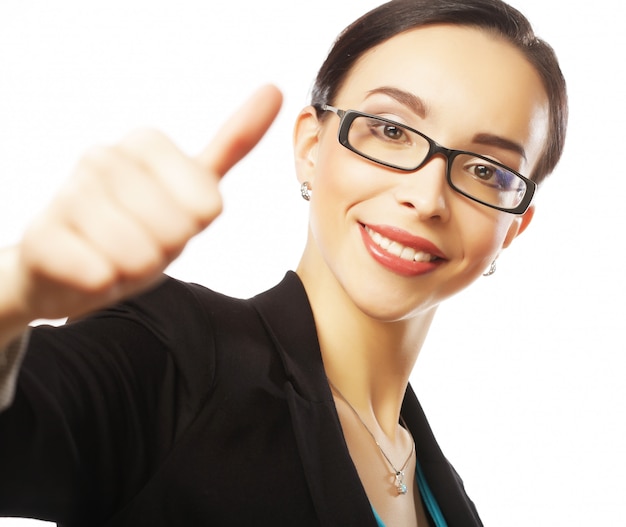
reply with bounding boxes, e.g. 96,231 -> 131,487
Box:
0,331 -> 30,411
0,276 -> 216,525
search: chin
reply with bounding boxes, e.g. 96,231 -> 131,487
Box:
348,287 -> 440,324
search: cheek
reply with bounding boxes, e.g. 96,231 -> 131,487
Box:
306,137 -> 392,272
309,141 -> 369,228
312,132 -> 393,212
306,142 -> 352,250
313,137 -> 359,199
455,204 -> 513,266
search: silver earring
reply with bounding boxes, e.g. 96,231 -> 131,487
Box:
300,181 -> 312,201
483,260 -> 497,277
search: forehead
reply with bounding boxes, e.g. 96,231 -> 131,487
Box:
335,24 -> 549,167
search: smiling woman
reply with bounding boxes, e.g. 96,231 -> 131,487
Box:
295,22 -> 561,331
0,1 -> 569,526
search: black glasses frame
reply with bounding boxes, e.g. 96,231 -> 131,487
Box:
320,104 -> 536,215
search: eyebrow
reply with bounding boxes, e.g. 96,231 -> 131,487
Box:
365,86 -> 428,119
472,133 -> 527,161
365,85 -> 527,161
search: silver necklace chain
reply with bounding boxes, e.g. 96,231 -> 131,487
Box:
328,379 -> 415,495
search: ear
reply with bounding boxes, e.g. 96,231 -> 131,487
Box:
501,205 -> 535,249
293,106 -> 322,186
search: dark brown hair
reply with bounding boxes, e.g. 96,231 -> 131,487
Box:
311,0 -> 568,185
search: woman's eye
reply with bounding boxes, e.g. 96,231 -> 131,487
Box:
472,164 -> 494,180
367,120 -> 409,143
382,125 -> 405,141
466,162 -> 516,190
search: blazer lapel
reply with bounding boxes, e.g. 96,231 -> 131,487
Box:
250,272 -> 377,527
402,386 -> 484,526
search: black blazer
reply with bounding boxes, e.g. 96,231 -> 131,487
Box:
0,272 -> 482,526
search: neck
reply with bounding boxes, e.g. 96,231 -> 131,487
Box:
297,250 -> 437,438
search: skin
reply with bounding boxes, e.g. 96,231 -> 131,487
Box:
294,25 -> 548,525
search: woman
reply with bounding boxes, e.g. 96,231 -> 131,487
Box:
0,0 -> 567,525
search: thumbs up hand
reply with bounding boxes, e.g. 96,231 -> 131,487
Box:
1,85 -> 283,329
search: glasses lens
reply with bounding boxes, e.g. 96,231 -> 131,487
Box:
450,153 -> 527,209
347,115 -> 429,170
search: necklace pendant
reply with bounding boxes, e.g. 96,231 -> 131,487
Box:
395,471 -> 408,495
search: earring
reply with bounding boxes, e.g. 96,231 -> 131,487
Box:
483,260 -> 497,277
300,181 -> 312,201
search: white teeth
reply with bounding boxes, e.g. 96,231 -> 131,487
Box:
365,226 -> 437,263
400,247 -> 416,260
414,251 -> 433,263
387,241 -> 403,257
369,230 -> 383,245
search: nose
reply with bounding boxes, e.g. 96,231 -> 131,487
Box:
395,155 -> 451,222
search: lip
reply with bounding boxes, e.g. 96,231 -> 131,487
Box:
359,223 -> 447,277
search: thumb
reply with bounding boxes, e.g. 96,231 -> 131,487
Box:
196,84 -> 283,177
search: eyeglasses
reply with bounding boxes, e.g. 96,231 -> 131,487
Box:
320,104 -> 536,214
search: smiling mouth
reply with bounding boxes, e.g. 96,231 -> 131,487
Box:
364,225 -> 441,263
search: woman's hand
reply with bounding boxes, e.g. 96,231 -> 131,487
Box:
1,85 -> 283,333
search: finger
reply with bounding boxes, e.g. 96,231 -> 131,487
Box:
62,185 -> 165,280
21,217 -> 164,321
117,129 -> 224,228
196,84 -> 283,177
22,214 -> 116,295
93,145 -> 199,256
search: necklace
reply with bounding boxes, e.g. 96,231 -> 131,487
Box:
328,380 -> 415,496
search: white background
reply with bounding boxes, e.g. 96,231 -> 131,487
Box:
0,1 -> 624,525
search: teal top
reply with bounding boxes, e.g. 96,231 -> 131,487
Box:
372,458 -> 448,527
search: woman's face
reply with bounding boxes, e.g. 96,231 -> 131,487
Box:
295,24 -> 549,322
